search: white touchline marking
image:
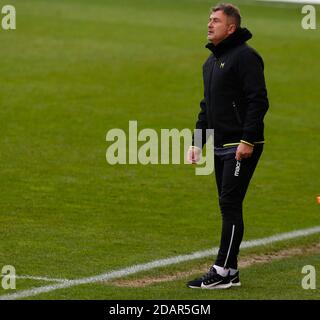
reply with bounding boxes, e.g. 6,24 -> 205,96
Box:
8,275 -> 70,283
0,226 -> 319,300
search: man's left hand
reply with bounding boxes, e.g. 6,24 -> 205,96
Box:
235,142 -> 254,161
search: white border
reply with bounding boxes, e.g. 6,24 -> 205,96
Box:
259,0 -> 320,4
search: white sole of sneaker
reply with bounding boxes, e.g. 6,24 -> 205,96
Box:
187,285 -> 202,289
231,282 -> 241,287
201,282 -> 232,289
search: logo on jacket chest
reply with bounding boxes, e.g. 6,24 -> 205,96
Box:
210,60 -> 234,86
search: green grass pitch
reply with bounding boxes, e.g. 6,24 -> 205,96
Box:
0,0 -> 319,299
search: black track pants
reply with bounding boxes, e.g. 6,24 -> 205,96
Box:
214,145 -> 263,269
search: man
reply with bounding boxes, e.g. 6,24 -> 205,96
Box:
187,3 -> 269,289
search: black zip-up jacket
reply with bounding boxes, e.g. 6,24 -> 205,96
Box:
193,27 -> 269,148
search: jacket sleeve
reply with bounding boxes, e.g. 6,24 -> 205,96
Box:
238,49 -> 269,144
192,97 -> 208,149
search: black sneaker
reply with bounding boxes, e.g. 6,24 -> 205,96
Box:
230,270 -> 241,287
187,266 -> 232,289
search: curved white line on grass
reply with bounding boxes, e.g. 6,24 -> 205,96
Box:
1,226 -> 320,300
13,275 -> 70,283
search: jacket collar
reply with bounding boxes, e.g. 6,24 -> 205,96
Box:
205,27 -> 252,58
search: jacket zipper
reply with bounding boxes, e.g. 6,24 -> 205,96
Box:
232,101 -> 242,125
208,58 -> 217,101
207,57 -> 217,118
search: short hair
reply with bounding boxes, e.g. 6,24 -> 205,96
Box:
211,3 -> 241,28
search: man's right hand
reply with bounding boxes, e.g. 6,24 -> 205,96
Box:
187,146 -> 201,164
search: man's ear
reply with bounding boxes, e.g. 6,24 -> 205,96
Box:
227,24 -> 237,35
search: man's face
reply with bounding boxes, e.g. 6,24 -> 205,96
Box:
207,10 -> 236,45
